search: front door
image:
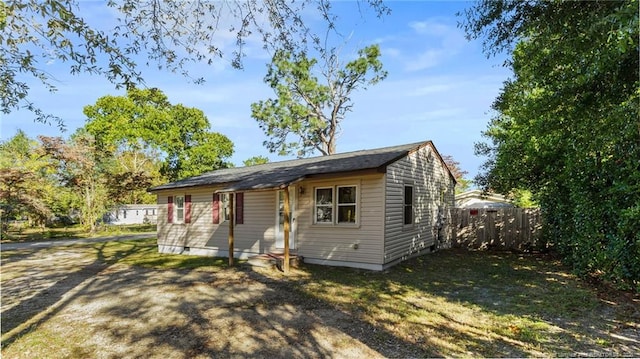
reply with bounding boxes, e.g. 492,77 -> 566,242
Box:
276,187 -> 295,249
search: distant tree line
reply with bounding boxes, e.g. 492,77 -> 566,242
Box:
0,88 -> 233,233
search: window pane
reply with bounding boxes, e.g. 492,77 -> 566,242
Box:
316,188 -> 333,205
176,196 -> 184,221
404,205 -> 412,225
221,194 -> 230,220
338,186 -> 356,204
404,186 -> 413,205
404,186 -> 413,225
337,205 -> 356,223
316,206 -> 333,223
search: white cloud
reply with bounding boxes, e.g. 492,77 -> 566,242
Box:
409,19 -> 451,36
404,48 -> 450,71
377,16 -> 469,72
2,2 -> 512,177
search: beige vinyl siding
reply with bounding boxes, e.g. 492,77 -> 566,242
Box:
384,144 -> 455,264
156,187 -> 278,255
295,174 -> 385,265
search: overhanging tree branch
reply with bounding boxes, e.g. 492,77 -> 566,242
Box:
3,0 -> 390,127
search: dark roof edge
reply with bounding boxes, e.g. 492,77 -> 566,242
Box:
147,181 -> 232,193
215,176 -> 307,193
147,140 -> 457,192
375,141 -> 427,170
426,141 -> 458,184
378,141 -> 457,184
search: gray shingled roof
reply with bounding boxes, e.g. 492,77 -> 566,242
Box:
148,141 -> 434,193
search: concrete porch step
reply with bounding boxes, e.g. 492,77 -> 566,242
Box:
247,252 -> 302,269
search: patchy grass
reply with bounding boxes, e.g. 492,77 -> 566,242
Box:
292,251 -> 617,357
2,224 -> 157,243
1,237 -> 233,273
1,242 -> 638,358
87,238 -> 232,270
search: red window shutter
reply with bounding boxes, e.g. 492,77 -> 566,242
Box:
212,193 -> 220,224
167,196 -> 174,223
185,195 -> 192,223
235,192 -> 244,224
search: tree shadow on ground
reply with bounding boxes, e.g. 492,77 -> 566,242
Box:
348,249 -> 640,357
0,242 -> 147,347
74,264 -> 432,358
2,242 -> 430,357
2,245 -> 638,357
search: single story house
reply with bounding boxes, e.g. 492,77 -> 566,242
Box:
148,141 -> 456,270
455,190 -> 515,209
103,204 -> 158,225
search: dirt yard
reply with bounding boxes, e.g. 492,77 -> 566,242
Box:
2,240 -> 639,358
1,245 -> 420,358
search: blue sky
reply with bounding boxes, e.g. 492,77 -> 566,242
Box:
1,1 -> 510,180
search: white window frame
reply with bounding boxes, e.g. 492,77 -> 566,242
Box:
314,187 -> 334,224
336,185 -> 357,224
313,185 -> 358,225
221,193 -> 231,222
175,195 -> 185,223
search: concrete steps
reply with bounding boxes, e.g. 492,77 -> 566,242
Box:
246,252 -> 302,270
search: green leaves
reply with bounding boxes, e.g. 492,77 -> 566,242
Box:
4,0 -> 389,127
252,45 -> 386,157
464,0 -> 640,291
2,0 -> 143,127
83,88 -> 234,181
0,131 -> 58,225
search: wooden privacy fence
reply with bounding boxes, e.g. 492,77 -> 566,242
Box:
449,208 -> 544,251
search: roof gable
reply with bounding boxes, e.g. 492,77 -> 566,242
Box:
149,141 -> 450,192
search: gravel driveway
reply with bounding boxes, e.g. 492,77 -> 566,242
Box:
1,244 -> 412,358
3,241 -> 639,358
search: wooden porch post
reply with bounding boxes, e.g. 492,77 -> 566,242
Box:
283,186 -> 291,273
228,193 -> 234,266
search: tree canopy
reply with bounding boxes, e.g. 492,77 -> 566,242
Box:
461,0 -> 639,291
1,0 -> 389,127
441,154 -> 471,193
83,88 -> 234,181
0,131 -> 55,226
39,133 -> 112,233
243,156 -> 270,167
251,45 -> 387,157
1,87 -> 235,232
